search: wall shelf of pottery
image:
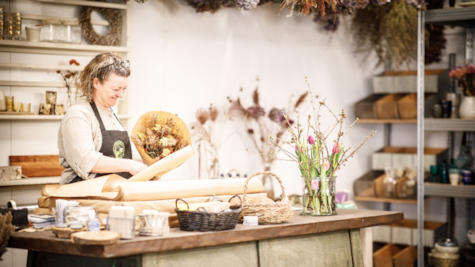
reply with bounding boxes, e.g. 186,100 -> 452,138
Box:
416,7 -> 475,265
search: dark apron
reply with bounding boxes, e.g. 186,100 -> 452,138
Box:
69,101 -> 132,183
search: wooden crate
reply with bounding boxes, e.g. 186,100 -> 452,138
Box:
373,225 -> 392,244
354,94 -> 386,119
398,94 -> 417,119
411,221 -> 447,247
374,244 -> 406,267
353,170 -> 385,198
10,155 -> 64,177
372,147 -> 448,172
373,69 -> 449,94
389,219 -> 446,247
375,94 -> 405,119
393,246 -> 417,267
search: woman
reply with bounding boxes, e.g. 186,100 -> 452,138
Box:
58,52 -> 147,184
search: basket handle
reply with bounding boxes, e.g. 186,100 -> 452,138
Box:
228,195 -> 242,207
243,171 -> 288,204
175,198 -> 189,211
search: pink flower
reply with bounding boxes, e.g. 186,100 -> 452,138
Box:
308,136 -> 315,145
324,161 -> 330,171
295,145 -> 299,152
311,180 -> 319,190
332,143 -> 341,154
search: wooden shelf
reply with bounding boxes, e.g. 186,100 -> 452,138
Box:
0,40 -> 130,54
0,176 -> 60,187
16,0 -> 129,10
0,114 -> 131,120
357,119 -> 417,124
355,196 -> 418,204
0,81 -> 67,87
0,62 -> 84,71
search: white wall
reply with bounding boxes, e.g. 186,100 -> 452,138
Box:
0,0 -> 471,265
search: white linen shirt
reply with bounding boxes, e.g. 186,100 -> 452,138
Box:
58,98 -> 125,184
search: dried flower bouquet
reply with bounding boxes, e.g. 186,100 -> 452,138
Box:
229,86 -> 307,199
131,111 -> 192,179
190,104 -> 240,179
265,78 -> 376,215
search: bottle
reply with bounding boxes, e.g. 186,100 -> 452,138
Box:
441,160 -> 448,184
87,210 -> 100,232
457,132 -> 474,168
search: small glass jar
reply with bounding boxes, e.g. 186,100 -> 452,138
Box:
62,20 -> 81,44
40,19 -> 64,43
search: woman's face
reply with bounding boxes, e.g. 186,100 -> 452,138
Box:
93,73 -> 129,108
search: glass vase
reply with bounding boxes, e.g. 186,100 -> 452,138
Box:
301,176 -> 336,216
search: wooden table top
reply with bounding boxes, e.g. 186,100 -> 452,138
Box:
9,209 -> 403,258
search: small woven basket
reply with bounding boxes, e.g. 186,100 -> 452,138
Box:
176,195 -> 242,231
239,171 -> 294,224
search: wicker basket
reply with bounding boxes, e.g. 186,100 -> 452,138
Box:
239,171 -> 294,224
175,195 -> 242,231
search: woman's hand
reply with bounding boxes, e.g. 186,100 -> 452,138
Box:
127,160 -> 148,175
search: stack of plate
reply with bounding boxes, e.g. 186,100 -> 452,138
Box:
428,240 -> 460,267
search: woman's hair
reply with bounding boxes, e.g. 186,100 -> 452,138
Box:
78,52 -> 131,102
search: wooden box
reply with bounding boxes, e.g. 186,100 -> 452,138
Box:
10,155 -> 64,177
390,219 -> 446,247
373,69 -> 449,94
411,221 -> 447,247
373,244 -> 405,267
398,94 -> 417,119
375,94 -> 405,119
372,147 -> 448,172
393,246 -> 417,267
373,225 -> 392,243
354,94 -> 386,119
353,170 -> 385,198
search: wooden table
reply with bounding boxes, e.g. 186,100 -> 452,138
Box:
9,209 -> 403,267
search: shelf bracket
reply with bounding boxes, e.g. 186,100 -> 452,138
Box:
467,28 -> 473,64
416,10 -> 426,267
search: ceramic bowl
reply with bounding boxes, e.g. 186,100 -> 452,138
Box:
435,243 -> 460,254
431,249 -> 460,260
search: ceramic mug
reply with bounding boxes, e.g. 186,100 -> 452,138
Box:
22,103 -> 31,112
25,26 -> 41,42
449,173 -> 460,185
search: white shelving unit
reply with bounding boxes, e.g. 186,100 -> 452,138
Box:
0,1 -> 132,191
416,7 -> 475,266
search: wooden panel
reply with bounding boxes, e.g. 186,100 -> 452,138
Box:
9,209 -> 403,258
27,251 -> 140,267
143,242 -> 258,267
259,231 -> 352,267
10,155 -> 64,177
350,229 -> 364,267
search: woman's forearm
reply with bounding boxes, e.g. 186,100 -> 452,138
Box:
90,156 -> 134,174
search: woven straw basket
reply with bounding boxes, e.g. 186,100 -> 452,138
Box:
239,171 -> 294,224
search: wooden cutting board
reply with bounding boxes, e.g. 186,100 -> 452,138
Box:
10,155 -> 64,177
71,231 -> 120,245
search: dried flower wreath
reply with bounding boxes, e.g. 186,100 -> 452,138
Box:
79,7 -> 122,46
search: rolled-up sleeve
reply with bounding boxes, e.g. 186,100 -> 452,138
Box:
60,115 -> 103,180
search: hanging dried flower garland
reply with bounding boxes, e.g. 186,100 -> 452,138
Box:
79,7 -> 122,46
